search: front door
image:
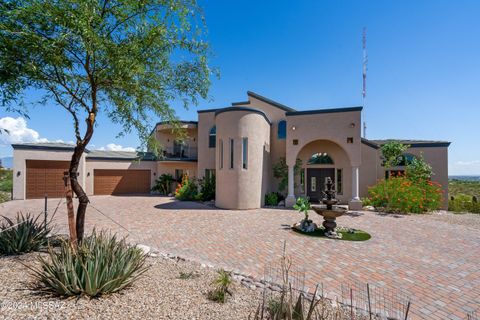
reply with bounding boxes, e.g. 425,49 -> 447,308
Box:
306,168 -> 335,202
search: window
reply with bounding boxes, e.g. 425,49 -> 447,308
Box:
277,120 -> 286,139
205,169 -> 216,179
307,153 -> 334,165
229,138 -> 234,169
219,139 -> 223,169
209,126 -> 216,148
336,169 -> 343,194
242,138 -> 248,169
310,177 -> 317,192
385,170 -> 405,179
347,137 -> 354,143
175,169 -> 184,182
300,170 -> 305,190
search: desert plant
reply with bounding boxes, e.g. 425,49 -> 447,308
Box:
178,271 -> 199,280
152,174 -> 175,195
265,192 -> 280,206
198,174 -> 216,201
175,174 -> 199,201
368,176 -> 443,213
208,269 -> 233,303
0,212 -> 51,255
293,197 -> 311,220
30,230 -> 148,297
449,194 -> 480,214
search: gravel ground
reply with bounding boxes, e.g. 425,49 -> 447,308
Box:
420,210 -> 480,229
0,253 -> 262,320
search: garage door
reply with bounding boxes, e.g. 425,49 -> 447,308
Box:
26,160 -> 70,199
93,169 -> 151,195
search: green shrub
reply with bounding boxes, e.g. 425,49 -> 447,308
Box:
198,174 -> 215,201
0,169 -> 13,192
449,194 -> 480,213
151,173 -> 175,195
208,269 -> 232,303
368,176 -> 442,213
174,174 -> 198,201
293,196 -> 311,220
30,230 -> 148,297
0,212 -> 50,256
265,192 -> 279,206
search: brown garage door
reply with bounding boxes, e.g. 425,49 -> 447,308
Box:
26,160 -> 70,199
94,169 -> 151,195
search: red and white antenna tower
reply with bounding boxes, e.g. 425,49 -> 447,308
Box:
362,27 -> 368,138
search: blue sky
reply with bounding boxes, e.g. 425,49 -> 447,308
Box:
1,0 -> 479,174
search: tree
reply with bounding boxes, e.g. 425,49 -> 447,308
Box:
273,157 -> 302,194
406,154 -> 434,181
380,141 -> 410,169
0,0 -> 213,242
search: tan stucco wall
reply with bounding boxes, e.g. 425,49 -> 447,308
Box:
156,161 -> 198,179
296,140 -> 352,203
12,149 -> 87,200
215,110 -> 270,209
197,112 -> 216,178
85,160 -> 157,195
359,143 -> 379,198
285,111 -> 362,167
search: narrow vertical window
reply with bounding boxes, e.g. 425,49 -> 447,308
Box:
242,137 -> 248,169
277,120 -> 286,139
336,169 -> 343,194
229,138 -> 234,169
219,139 -> 223,169
209,126 -> 216,148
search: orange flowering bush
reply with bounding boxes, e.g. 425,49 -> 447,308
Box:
368,176 -> 443,213
174,174 -> 198,201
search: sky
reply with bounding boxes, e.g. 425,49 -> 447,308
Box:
1,0 -> 479,175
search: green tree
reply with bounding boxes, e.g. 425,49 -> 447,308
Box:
380,141 -> 410,169
406,154 -> 434,181
0,0 -> 213,242
273,157 -> 302,194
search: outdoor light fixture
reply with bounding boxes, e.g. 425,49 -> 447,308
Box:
350,122 -> 356,128
16,171 -> 21,177
291,126 -> 296,131
87,172 -> 91,177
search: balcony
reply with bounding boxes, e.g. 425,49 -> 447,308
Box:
160,146 -> 198,161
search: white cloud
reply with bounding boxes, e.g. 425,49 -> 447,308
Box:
0,117 -> 51,146
98,143 -> 136,152
456,160 -> 480,166
450,160 -> 480,175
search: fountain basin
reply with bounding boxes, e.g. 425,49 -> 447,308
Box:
311,205 -> 347,238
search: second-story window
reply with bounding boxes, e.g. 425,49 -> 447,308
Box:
278,120 -> 286,139
219,139 -> 223,169
229,138 -> 234,169
209,126 -> 216,148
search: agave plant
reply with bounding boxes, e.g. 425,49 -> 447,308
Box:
208,269 -> 233,303
0,212 -> 51,255
30,230 -> 149,297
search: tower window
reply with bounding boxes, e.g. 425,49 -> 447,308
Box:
209,126 -> 216,148
277,120 -> 286,139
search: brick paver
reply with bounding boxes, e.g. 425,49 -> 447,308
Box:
1,196 -> 479,319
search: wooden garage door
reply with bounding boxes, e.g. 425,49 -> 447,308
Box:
26,160 -> 70,199
94,169 -> 151,195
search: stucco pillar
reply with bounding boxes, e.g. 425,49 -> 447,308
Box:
285,164 -> 296,207
349,166 -> 362,210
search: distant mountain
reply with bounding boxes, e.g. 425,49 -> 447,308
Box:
449,175 -> 480,182
0,157 -> 12,169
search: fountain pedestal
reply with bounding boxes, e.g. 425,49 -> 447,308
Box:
311,177 -> 346,239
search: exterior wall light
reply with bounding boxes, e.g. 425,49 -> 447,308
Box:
291,126 -> 296,131
16,171 -> 21,177
350,123 -> 356,128
87,172 -> 91,177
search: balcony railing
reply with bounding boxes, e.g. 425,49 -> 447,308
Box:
160,146 -> 198,161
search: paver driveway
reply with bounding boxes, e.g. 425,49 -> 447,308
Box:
1,195 -> 479,319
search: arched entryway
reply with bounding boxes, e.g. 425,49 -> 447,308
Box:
294,139 -> 351,204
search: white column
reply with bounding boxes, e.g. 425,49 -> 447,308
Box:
285,164 -> 296,207
352,166 -> 360,200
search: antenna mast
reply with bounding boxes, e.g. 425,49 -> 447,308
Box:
362,27 -> 368,138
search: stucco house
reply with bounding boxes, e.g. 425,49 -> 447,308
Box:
12,91 -> 450,209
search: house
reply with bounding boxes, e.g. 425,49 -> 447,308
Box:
11,91 -> 450,209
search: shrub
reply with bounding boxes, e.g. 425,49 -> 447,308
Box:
208,269 -> 233,303
368,176 -> 442,213
198,174 -> 215,201
265,192 -> 279,206
151,173 -> 175,195
0,212 -> 51,256
175,174 -> 198,201
449,194 -> 480,213
406,155 -> 433,181
293,196 -> 311,220
30,230 -> 148,297
273,158 -> 302,193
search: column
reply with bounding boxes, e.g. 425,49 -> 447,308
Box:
285,164 -> 296,207
349,166 -> 362,210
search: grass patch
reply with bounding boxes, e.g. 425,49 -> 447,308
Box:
292,227 -> 371,241
449,179 -> 480,197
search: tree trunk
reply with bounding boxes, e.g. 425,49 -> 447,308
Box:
68,112 -> 95,243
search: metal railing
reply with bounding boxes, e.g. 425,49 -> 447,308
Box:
160,146 -> 198,160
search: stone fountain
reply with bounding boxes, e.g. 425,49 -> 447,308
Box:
311,177 -> 347,239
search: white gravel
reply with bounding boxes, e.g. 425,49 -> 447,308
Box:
0,253 -> 261,320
